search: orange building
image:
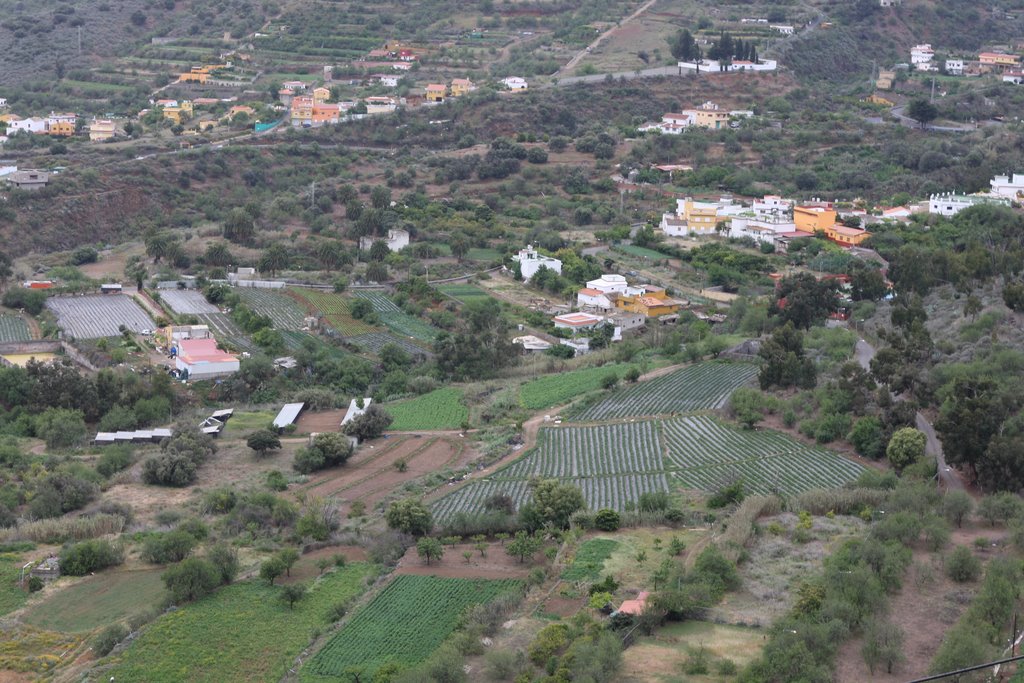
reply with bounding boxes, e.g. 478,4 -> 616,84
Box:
824,224 -> 872,246
794,206 -> 838,233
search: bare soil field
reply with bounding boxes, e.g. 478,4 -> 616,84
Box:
295,435 -> 468,515
395,541 -> 531,580
295,409 -> 348,434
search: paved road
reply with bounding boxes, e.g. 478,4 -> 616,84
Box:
854,338 -> 963,490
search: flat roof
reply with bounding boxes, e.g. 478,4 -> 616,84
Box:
273,402 -> 305,429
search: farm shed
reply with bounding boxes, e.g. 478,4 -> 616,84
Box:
174,339 -> 239,380
93,428 -> 172,445
340,398 -> 372,427
613,591 -> 650,617
273,402 -> 305,431
30,556 -> 60,582
100,283 -> 123,294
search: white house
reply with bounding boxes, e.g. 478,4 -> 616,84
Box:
945,59 -> 964,75
1002,71 -> 1024,85
910,44 -> 934,69
880,0 -> 901,6
513,335 -> 551,353
990,174 -> 1024,199
364,96 -> 397,114
377,74 -> 400,87
502,77 -> 528,91
359,228 -> 410,252
513,245 -> 562,281
553,312 -> 604,331
577,288 -> 615,312
0,98 -> 7,108
770,25 -> 794,35
584,274 -> 642,296
678,58 -> 777,73
174,339 -> 239,380
7,117 -> 47,135
928,192 -> 1011,216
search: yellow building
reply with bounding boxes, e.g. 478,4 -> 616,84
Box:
450,78 -> 475,96
679,198 -> 721,235
876,70 -> 895,90
863,94 -> 894,106
156,100 -> 193,124
46,113 -> 77,137
794,206 -> 837,233
89,119 -> 116,141
425,84 -> 446,102
824,224 -> 872,246
979,52 -> 1020,68
614,289 -> 683,318
312,86 -> 331,103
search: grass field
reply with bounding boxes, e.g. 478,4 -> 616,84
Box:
110,563 -> 375,683
23,569 -> 165,632
0,315 -> 32,342
562,538 -> 619,582
304,575 -> 521,680
0,552 -> 28,618
435,283 -> 492,304
572,362 -> 758,421
620,621 -> 765,682
352,291 -> 438,341
385,388 -> 468,431
289,289 -> 379,336
519,362 -> 644,410
465,248 -> 502,262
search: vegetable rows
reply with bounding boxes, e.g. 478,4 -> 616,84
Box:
519,362 -> 641,410
47,295 -> 154,339
385,387 -> 467,431
348,332 -> 427,356
573,362 -> 758,421
194,313 -> 256,352
305,575 -> 521,678
0,316 -> 31,342
498,422 -> 663,478
289,289 -> 379,336
158,290 -> 218,315
352,291 -> 438,341
662,415 -> 864,495
237,288 -> 307,330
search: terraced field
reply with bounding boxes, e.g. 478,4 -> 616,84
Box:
237,289 -> 307,330
573,362 -> 758,421
289,289 -> 379,336
432,414 -> 864,520
0,316 -> 32,342
663,415 -> 864,495
348,332 -> 429,356
47,295 -> 154,338
519,362 -> 643,410
352,291 -> 438,341
385,388 -> 467,431
435,283 -> 492,304
194,313 -> 256,352
158,290 -> 218,315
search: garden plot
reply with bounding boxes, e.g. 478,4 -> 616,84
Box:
47,295 -> 154,338
573,362 -> 758,421
348,332 -> 429,356
158,289 -> 218,315
237,288 -> 307,330
352,291 -> 438,341
0,315 -> 31,342
435,283 -> 491,304
662,415 -> 864,495
288,289 -> 378,336
498,422 -> 664,479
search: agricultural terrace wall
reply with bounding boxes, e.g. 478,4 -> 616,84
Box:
0,340 -> 101,370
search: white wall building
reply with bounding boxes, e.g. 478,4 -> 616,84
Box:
174,339 -> 239,380
770,25 -> 794,34
678,58 -> 777,72
584,274 -> 642,296
359,228 -> 410,252
7,117 -> 47,135
928,192 -> 1011,216
577,288 -> 615,311
513,246 -> 562,281
989,174 -> 1024,199
910,44 -> 934,69
945,59 -> 964,75
502,77 -> 528,90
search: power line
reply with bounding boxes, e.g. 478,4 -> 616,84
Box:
904,652 -> 1024,682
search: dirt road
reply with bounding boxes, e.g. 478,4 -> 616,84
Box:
555,0 -> 659,77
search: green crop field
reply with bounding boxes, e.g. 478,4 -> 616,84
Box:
385,388 -> 468,431
0,316 -> 31,342
520,362 -> 645,410
347,332 -> 429,356
352,291 -> 438,341
304,575 -> 522,680
663,415 -> 865,495
435,283 -> 492,304
465,248 -> 502,262
572,362 -> 758,421
562,539 -> 620,582
0,552 -> 28,617
289,289 -> 379,336
615,245 -> 668,260
110,563 -> 375,683
23,569 -> 165,632
194,313 -> 256,352
237,289 -> 308,330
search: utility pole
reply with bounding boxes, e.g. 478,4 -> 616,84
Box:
930,76 -> 936,102
78,27 -> 82,55
308,181 -> 315,209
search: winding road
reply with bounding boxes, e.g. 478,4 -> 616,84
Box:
854,338 -> 963,491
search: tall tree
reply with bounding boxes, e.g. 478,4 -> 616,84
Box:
935,378 -> 1011,484
907,98 -> 938,129
124,255 -> 148,291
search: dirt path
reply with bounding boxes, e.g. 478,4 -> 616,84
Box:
556,0 -> 659,77
19,312 -> 41,340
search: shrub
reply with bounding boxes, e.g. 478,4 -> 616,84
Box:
142,453 -> 198,487
638,491 -> 670,512
946,546 -> 981,582
341,404 -> 393,442
707,480 -> 744,508
594,509 -> 620,531
96,446 -> 134,478
61,539 -> 124,575
385,498 -> 433,536
93,623 -> 128,657
27,576 -> 43,592
293,432 -> 354,474
141,530 -> 197,564
162,557 -> 222,603
266,470 -> 288,491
